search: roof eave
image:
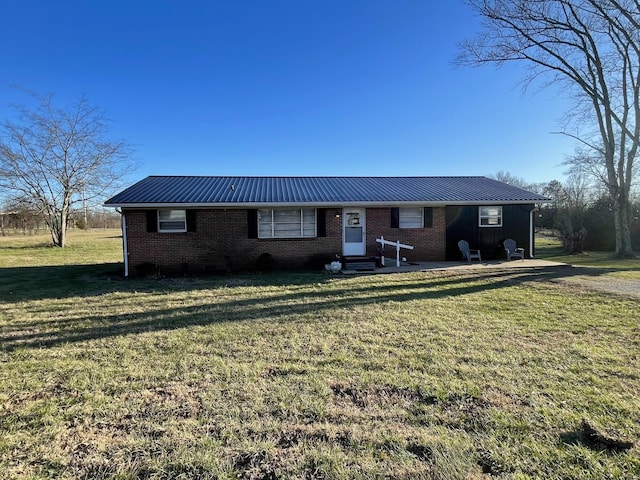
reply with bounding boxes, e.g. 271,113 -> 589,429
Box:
104,199 -> 548,209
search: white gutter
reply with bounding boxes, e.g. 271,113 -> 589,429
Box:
117,208 -> 129,278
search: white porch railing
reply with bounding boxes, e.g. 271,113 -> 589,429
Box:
375,236 -> 414,267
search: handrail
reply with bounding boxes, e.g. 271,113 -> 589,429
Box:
376,236 -> 414,267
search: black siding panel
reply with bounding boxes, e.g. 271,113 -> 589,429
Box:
446,206 -> 476,260
446,204 -> 534,260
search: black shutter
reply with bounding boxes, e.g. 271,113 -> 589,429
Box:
317,208 -> 327,237
424,207 -> 433,228
247,209 -> 258,238
186,210 -> 197,232
146,210 -> 158,233
391,208 -> 399,228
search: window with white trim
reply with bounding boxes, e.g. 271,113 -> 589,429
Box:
258,208 -> 316,238
158,209 -> 187,232
479,206 -> 502,227
399,207 -> 423,228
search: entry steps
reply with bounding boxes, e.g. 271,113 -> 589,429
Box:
341,256 -> 380,271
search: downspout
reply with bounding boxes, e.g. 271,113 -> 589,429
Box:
529,208 -> 535,259
117,208 -> 129,278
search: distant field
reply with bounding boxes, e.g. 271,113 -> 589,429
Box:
1,230 -> 639,479
0,229 -> 123,301
0,228 -> 123,266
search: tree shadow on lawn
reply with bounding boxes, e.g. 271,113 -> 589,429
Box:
0,243 -> 57,250
0,263 -> 125,302
0,264 -> 627,352
0,263 -> 347,303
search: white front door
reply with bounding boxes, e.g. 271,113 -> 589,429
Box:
342,208 -> 366,256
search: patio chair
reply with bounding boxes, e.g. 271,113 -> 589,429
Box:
458,240 -> 481,262
504,238 -> 525,260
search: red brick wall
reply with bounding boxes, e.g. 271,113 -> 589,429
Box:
123,207 -> 445,275
124,209 -> 342,275
364,208 -> 446,262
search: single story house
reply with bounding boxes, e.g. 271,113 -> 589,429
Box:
104,175 -> 549,276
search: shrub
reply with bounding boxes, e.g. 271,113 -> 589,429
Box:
304,253 -> 334,271
135,262 -> 158,277
255,253 -> 275,272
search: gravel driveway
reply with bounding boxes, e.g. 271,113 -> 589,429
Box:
548,266 -> 640,299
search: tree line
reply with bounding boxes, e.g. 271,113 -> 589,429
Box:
460,0 -> 639,258
0,206 -> 121,235
491,170 -> 640,253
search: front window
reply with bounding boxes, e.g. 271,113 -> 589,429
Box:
479,206 -> 502,227
258,208 -> 316,238
158,209 -> 187,232
399,207 -> 423,228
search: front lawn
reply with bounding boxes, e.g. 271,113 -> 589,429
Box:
0,231 -> 638,479
536,233 -> 640,279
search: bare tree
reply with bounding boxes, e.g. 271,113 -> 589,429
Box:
543,174 -> 594,252
0,91 -> 135,247
458,0 -> 639,257
489,170 -> 531,188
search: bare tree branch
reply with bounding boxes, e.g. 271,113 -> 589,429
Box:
0,90 -> 136,247
459,0 -> 639,257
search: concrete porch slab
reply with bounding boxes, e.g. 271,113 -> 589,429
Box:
340,259 -> 565,274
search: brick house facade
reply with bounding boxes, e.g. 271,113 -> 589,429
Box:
124,206 -> 447,275
107,176 -> 547,277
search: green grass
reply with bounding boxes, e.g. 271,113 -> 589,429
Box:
0,229 -> 123,266
536,233 -> 640,280
1,231 -> 639,479
0,229 -> 123,301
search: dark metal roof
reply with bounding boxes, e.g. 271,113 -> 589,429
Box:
105,176 -> 549,207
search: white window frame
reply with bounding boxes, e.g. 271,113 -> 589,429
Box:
479,206 -> 502,227
258,208 -> 317,239
158,209 -> 187,233
399,207 -> 424,228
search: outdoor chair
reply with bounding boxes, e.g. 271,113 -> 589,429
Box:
458,240 -> 481,262
504,238 -> 525,260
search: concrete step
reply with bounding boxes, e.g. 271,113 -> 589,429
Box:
341,256 -> 379,271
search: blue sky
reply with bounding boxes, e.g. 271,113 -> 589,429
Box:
1,1 -> 576,187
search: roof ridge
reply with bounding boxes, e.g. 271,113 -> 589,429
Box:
146,175 -> 490,179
